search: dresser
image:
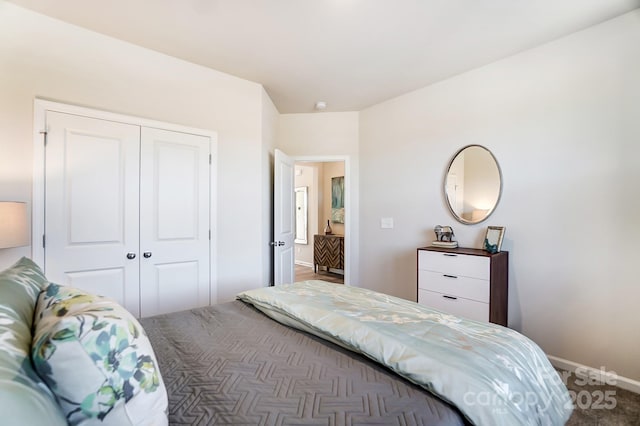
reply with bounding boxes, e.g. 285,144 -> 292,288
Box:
417,247 -> 508,326
314,234 -> 344,273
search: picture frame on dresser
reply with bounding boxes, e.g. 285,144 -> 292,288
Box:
484,226 -> 505,253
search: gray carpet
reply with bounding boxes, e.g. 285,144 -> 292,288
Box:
561,369 -> 640,425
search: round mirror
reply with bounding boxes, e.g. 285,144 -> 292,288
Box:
444,145 -> 502,224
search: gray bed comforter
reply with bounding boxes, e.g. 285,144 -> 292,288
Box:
140,301 -> 467,425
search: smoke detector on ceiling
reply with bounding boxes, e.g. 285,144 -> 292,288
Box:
314,101 -> 327,111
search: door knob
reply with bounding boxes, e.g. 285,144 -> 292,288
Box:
126,252 -> 136,260
143,252 -> 152,258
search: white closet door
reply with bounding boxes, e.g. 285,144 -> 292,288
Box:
44,111 -> 141,316
139,127 -> 210,317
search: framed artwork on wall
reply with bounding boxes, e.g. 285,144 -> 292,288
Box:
331,176 -> 345,223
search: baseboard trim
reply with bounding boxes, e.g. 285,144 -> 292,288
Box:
294,260 -> 313,268
548,355 -> 640,394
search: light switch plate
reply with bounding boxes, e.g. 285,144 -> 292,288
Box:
380,217 -> 394,229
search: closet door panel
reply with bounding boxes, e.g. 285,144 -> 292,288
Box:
139,127 -> 210,317
142,261 -> 200,315
156,142 -> 199,239
44,111 -> 141,316
66,268 -> 126,304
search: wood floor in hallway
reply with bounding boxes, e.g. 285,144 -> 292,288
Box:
295,264 -> 344,284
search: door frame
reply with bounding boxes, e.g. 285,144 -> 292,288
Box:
293,155 -> 352,286
32,99 -> 219,303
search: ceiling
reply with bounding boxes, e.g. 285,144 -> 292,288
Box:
7,0 -> 640,113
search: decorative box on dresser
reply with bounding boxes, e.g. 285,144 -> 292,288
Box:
417,247 -> 508,326
314,234 -> 344,273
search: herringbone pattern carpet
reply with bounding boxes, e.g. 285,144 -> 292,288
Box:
140,301 -> 465,425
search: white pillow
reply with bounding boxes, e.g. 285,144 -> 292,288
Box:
32,283 -> 168,426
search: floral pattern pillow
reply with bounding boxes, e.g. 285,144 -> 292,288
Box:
32,283 -> 168,426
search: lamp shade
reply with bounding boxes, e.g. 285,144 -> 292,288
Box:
0,202 -> 29,249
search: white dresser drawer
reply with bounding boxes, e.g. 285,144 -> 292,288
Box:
418,250 -> 489,280
418,270 -> 489,303
416,247 -> 508,326
418,289 -> 489,322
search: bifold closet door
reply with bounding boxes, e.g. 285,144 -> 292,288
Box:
139,127 -> 210,317
44,111 -> 142,316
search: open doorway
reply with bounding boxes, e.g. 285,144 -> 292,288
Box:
294,160 -> 345,284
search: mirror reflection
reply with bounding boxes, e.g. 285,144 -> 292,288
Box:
444,145 -> 502,224
294,186 -> 308,244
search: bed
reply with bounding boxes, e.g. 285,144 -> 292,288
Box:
140,299 -> 468,425
0,258 -> 572,426
142,281 -> 573,425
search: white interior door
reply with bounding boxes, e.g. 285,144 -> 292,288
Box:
273,149 -> 295,285
139,127 -> 210,317
44,111 -> 141,316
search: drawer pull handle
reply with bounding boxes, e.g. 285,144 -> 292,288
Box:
443,254 -> 457,257
443,274 -> 458,279
443,295 -> 458,300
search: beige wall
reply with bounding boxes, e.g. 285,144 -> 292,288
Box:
359,10 -> 640,381
0,2 -> 275,300
321,162 -> 346,237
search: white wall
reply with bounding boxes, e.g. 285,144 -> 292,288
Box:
0,2 -> 275,299
359,10 -> 640,381
277,112 -> 360,284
